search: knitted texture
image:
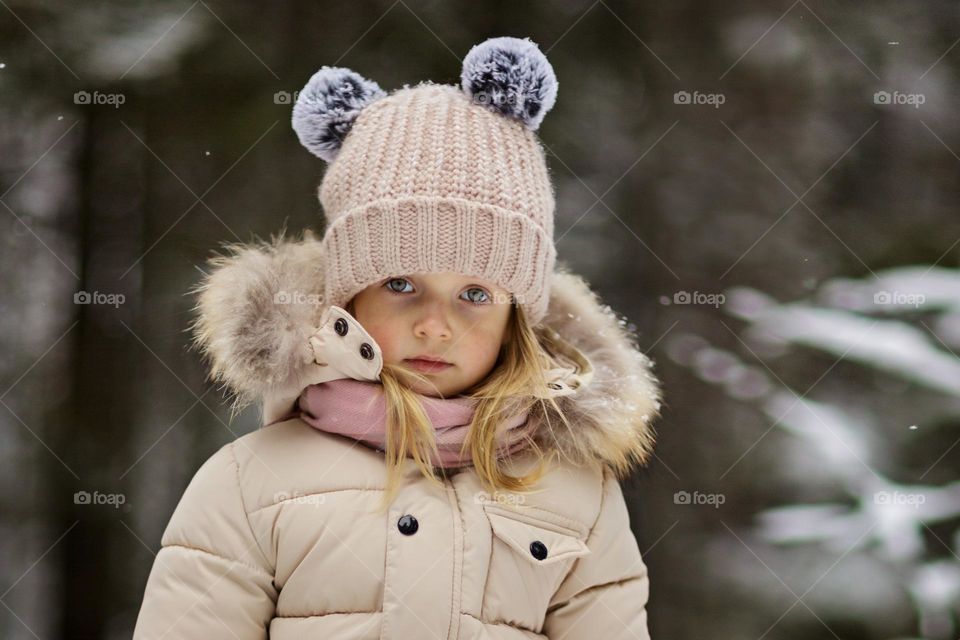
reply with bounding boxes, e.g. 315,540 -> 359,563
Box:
298,378 -> 537,468
319,83 -> 557,324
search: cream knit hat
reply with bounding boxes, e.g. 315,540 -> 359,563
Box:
292,36 -> 559,324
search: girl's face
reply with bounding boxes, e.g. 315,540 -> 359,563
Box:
349,272 -> 513,397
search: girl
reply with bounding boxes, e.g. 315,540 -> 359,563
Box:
133,36 -> 662,639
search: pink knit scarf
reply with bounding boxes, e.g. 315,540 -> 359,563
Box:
297,379 -> 536,468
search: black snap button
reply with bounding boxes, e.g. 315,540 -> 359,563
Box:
529,540 -> 548,561
334,318 -> 348,336
397,514 -> 419,535
359,343 -> 374,360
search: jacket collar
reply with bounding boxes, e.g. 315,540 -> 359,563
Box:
192,234 -> 661,474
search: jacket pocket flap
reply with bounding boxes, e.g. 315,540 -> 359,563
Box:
484,507 -> 591,566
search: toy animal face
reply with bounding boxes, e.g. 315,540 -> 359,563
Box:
309,305 -> 383,382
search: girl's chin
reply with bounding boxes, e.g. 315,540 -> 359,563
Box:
407,379 -> 463,398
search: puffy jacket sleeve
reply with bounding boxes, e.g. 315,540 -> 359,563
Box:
543,469 -> 651,640
133,442 -> 278,639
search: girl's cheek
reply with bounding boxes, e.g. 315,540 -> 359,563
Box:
462,325 -> 503,354
367,323 -> 397,350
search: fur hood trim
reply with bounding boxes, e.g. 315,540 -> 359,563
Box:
189,232 -> 662,476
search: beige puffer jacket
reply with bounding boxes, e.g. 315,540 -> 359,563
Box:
132,234 -> 663,639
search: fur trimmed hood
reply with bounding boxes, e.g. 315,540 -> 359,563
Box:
189,231 -> 662,476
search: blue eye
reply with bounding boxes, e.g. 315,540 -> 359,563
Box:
385,278 -> 413,294
462,287 -> 490,305
384,278 -> 490,305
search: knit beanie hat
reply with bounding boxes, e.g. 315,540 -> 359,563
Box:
291,36 -> 559,325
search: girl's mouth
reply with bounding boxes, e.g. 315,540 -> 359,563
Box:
404,358 -> 453,373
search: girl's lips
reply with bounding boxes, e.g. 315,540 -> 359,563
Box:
404,358 -> 453,373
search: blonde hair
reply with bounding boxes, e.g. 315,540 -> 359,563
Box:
345,299 -> 571,512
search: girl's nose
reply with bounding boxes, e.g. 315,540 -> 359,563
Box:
413,305 -> 452,340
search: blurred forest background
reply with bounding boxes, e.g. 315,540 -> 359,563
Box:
2,1 -> 960,638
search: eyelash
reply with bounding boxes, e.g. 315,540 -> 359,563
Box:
383,277 -> 491,305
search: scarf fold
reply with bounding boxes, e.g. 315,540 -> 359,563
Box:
297,379 -> 537,468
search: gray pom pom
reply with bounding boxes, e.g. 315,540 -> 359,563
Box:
460,36 -> 558,131
292,67 -> 386,162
